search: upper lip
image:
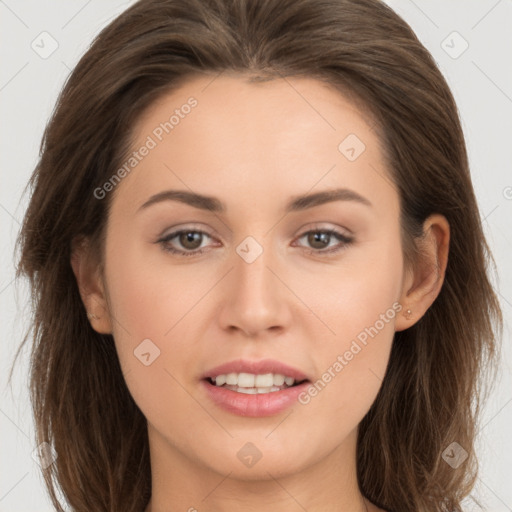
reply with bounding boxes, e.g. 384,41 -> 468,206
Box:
202,359 -> 311,382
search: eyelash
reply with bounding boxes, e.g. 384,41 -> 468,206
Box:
157,227 -> 354,257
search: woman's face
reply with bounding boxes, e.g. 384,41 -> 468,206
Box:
98,74 -> 410,479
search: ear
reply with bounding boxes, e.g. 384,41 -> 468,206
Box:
70,236 -> 113,334
395,214 -> 450,332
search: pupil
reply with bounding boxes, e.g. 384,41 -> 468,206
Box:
180,232 -> 202,249
309,232 -> 329,249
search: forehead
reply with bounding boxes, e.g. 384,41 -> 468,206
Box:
133,73 -> 376,153
112,74 -> 397,217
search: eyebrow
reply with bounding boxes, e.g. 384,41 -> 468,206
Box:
138,187 -> 372,213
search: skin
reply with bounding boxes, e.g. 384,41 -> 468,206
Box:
72,74 -> 449,512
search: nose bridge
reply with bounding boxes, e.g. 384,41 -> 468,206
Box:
233,234 -> 278,303
218,234 -> 291,335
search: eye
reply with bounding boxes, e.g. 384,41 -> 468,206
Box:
156,226 -> 354,258
157,229 -> 216,257
293,228 -> 354,255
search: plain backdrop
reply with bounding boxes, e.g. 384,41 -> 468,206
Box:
1,1 -> 511,510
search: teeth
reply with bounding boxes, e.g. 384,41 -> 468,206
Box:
223,384 -> 284,394
226,373 -> 238,385
212,372 -> 298,388
237,372 -> 255,387
215,374 -> 226,386
273,374 -> 285,386
255,373 -> 273,387
234,387 -> 258,394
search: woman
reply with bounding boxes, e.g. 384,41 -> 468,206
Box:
14,0 -> 502,510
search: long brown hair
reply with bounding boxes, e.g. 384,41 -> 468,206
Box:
13,0 -> 502,510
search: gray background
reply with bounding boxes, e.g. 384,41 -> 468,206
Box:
1,1 -> 511,510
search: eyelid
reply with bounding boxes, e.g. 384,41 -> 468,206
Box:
158,222 -> 214,239
294,222 -> 353,237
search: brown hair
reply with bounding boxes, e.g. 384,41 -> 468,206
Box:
13,0 -> 502,510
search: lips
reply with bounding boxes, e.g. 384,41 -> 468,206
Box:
201,379 -> 311,417
199,358 -> 313,416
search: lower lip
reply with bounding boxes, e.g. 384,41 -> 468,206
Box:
201,379 -> 310,417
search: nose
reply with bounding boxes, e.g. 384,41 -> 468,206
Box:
217,240 -> 292,338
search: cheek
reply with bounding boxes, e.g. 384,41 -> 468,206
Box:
102,231 -> 226,413
103,244 -> 199,428
104,234 -> 210,340
295,235 -> 403,420
301,228 -> 404,338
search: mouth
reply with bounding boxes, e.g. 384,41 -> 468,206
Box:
201,358 -> 311,394
200,359 -> 312,413
201,364 -> 313,417
204,372 -> 310,394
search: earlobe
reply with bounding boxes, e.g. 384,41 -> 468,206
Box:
395,214 -> 450,332
70,237 -> 113,334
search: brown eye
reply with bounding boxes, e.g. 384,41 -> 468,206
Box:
158,229 -> 214,256
307,231 -> 332,249
178,231 -> 203,250
294,229 -> 354,255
